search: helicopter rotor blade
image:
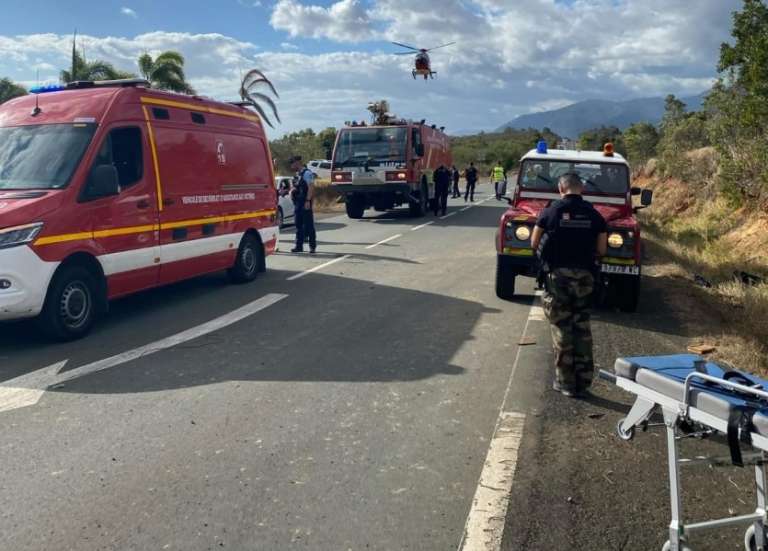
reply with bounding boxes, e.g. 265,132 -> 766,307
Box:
425,42 -> 456,52
394,52 -> 415,56
391,41 -> 420,51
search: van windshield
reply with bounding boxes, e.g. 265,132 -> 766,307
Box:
0,124 -> 96,190
333,127 -> 407,168
519,159 -> 629,195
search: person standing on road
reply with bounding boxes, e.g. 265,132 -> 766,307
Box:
491,161 -> 507,200
531,173 -> 607,398
464,162 -> 478,202
289,156 -> 317,254
451,165 -> 461,198
433,165 -> 451,216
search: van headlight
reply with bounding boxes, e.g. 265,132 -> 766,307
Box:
607,232 -> 624,249
515,225 -> 531,241
0,222 -> 44,250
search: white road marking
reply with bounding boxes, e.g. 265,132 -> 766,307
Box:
365,234 -> 402,249
460,412 -> 526,551
0,361 -> 67,414
440,212 -> 457,219
0,294 -> 288,413
458,298 -> 539,551
528,305 -> 546,321
460,206 -> 472,212
286,255 -> 352,281
411,221 -> 434,231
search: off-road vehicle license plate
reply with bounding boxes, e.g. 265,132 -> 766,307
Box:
601,264 -> 640,275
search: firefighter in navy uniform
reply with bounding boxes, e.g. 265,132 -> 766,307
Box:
433,165 -> 451,216
531,173 -> 607,397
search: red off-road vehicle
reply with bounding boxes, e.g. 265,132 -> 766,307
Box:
495,142 -> 653,311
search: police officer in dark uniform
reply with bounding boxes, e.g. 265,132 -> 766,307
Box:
531,173 -> 607,397
451,165 -> 461,198
433,165 -> 451,216
464,162 -> 478,202
289,156 -> 317,254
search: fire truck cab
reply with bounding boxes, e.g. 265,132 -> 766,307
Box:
495,141 -> 653,312
330,103 -> 451,218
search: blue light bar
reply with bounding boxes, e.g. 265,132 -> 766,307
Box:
536,139 -> 548,154
29,84 -> 66,94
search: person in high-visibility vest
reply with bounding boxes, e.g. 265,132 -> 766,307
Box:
491,162 -> 507,200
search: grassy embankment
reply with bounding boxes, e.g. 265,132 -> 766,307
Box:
635,147 -> 768,373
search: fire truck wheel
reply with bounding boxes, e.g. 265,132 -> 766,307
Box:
495,256 -> 516,300
38,264 -> 99,341
229,233 -> 262,283
408,198 -> 422,217
346,197 -> 365,219
614,275 -> 640,312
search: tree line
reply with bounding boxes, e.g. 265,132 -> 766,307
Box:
577,0 -> 768,208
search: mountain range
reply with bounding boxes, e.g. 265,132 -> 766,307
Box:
495,93 -> 706,138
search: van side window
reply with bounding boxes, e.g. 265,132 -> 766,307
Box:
191,113 -> 206,124
84,127 -> 143,197
152,108 -> 170,120
320,162 -> 331,170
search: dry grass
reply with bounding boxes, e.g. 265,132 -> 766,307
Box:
312,180 -> 343,212
636,152 -> 768,374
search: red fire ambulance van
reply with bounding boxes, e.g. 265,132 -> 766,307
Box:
0,79 -> 278,339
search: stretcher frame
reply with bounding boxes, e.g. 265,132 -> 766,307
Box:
604,369 -> 768,551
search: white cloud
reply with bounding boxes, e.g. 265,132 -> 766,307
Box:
0,1 -> 744,136
120,7 -> 138,18
271,0 -> 376,42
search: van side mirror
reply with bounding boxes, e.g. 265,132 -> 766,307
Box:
87,165 -> 120,199
640,189 -> 653,206
630,186 -> 642,196
415,144 -> 425,157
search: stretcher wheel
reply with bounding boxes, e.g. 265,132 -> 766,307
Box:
745,523 -> 768,551
662,540 -> 693,551
616,418 -> 635,441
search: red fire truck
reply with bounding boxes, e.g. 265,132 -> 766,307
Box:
331,101 -> 452,218
495,141 -> 653,312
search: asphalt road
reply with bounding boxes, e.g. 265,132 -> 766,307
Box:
0,187 -> 542,551
4,187 -> 750,551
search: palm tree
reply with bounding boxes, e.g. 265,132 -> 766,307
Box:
60,49 -> 134,83
239,69 -> 281,128
138,51 -> 195,94
0,77 -> 27,104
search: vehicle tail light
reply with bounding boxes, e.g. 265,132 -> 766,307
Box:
332,171 -> 352,183
385,171 -> 408,182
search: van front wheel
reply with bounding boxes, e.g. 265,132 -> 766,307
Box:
38,265 -> 99,341
229,233 -> 262,283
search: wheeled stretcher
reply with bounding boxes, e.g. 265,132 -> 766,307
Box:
601,354 -> 768,551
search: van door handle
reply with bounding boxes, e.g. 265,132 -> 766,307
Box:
163,198 -> 175,206
137,199 -> 150,209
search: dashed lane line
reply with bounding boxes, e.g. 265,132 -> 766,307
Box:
440,211 -> 458,219
365,233 -> 402,249
411,221 -> 434,231
286,254 -> 352,281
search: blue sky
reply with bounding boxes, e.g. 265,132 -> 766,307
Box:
0,0 -> 743,136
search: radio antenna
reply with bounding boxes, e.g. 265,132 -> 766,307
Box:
31,69 -> 42,116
